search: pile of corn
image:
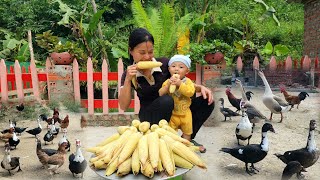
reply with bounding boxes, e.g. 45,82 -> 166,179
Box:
86,119 -> 206,178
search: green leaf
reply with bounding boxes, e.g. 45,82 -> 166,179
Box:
274,44 -> 289,56
88,6 -> 109,34
16,43 -> 30,62
3,38 -> 20,50
234,42 -> 244,53
262,41 -> 273,55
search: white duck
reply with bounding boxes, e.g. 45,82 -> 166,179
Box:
235,79 -> 267,126
235,103 -> 253,145
256,69 -> 289,123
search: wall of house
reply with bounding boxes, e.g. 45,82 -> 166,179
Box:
303,0 -> 320,58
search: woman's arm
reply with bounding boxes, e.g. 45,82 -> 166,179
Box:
194,84 -> 214,105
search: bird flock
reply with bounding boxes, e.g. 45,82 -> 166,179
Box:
219,68 -> 318,179
1,106 -> 88,178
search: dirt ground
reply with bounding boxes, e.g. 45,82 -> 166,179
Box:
0,86 -> 319,180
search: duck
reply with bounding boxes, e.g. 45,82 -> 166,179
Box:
59,129 -> 71,152
235,103 -> 253,145
43,129 -> 54,145
26,117 -> 42,137
275,120 -> 319,178
219,98 -> 240,121
1,120 -> 17,134
1,143 -> 22,175
235,79 -> 267,126
14,126 -> 28,136
220,123 -> 275,175
281,161 -> 306,180
69,139 -> 87,178
256,69 -> 289,123
8,132 -> 20,149
245,91 -> 254,101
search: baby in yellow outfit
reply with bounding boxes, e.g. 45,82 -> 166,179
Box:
159,55 -> 195,141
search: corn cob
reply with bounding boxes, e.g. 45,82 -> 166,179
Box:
129,126 -> 138,133
138,135 -> 149,169
117,126 -> 130,135
150,124 -> 159,132
90,151 -> 107,163
157,156 -> 164,172
155,128 -> 192,146
138,121 -> 150,133
117,157 -> 132,177
95,140 -> 117,155
137,61 -> 162,69
144,129 -> 151,135
158,119 -> 168,127
169,74 -> 180,93
105,142 -> 124,176
131,147 -> 140,175
173,153 -> 193,169
96,133 -> 120,147
93,160 -> 108,169
188,145 -> 201,152
162,135 -> 206,169
141,160 -> 154,178
118,132 -> 142,166
132,77 -> 138,89
159,139 -> 175,176
162,125 -> 177,134
131,119 -> 141,128
148,132 -> 160,170
85,146 -> 100,153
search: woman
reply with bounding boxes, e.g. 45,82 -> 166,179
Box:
119,28 -> 214,150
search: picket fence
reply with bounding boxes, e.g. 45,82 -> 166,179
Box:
0,58 -> 201,115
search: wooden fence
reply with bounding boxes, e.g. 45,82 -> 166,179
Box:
0,58 -> 201,115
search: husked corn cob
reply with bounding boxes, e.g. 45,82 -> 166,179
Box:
158,119 -> 168,127
96,133 -> 120,147
162,124 -> 177,134
159,139 -> 175,176
162,135 -> 206,169
155,128 -> 192,146
137,61 -> 162,69
129,126 -> 138,132
132,77 -> 138,89
117,126 -> 130,135
93,160 -> 107,169
141,160 -> 154,178
95,140 -> 117,155
131,147 -> 140,175
138,135 -> 149,169
139,121 -> 150,133
144,129 -> 151,135
169,74 -> 180,93
173,153 -> 193,169
86,146 -> 100,153
117,157 -> 132,177
105,143 -> 124,176
157,157 -> 164,172
150,124 -> 159,132
118,132 -> 142,166
90,151 -> 107,163
131,119 -> 141,128
148,132 -> 160,170
188,145 -> 201,152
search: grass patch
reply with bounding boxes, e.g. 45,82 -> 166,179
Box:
63,100 -> 82,113
47,100 -> 60,110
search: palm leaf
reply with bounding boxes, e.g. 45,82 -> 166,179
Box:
131,0 -> 152,30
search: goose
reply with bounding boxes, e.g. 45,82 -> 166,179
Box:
26,117 -> 42,137
281,161 -> 306,180
256,69 -> 289,122
8,132 -> 20,149
220,123 -> 275,175
235,103 -> 253,145
275,120 -> 319,178
1,144 -> 22,175
69,139 -> 87,178
219,98 -> 240,121
235,79 -> 267,126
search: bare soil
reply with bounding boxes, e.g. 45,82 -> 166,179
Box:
0,86 -> 319,180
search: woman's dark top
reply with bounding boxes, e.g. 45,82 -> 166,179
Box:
120,57 -> 171,107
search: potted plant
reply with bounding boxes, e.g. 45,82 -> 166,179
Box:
36,30 -> 85,65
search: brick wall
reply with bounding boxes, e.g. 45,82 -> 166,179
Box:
303,0 -> 320,59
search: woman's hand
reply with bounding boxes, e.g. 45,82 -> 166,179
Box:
198,85 -> 214,105
126,64 -> 138,81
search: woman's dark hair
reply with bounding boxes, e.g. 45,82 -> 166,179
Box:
128,28 -> 154,64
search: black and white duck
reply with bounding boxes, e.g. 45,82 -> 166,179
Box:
26,117 -> 42,137
43,129 -> 54,145
256,69 -> 290,123
14,126 -> 27,136
235,79 -> 267,127
69,139 -> 87,178
220,123 -> 275,175
235,103 -> 253,145
8,132 -> 20,150
219,98 -> 240,121
1,143 -> 22,175
281,161 -> 306,180
275,120 -> 319,178
59,129 -> 70,152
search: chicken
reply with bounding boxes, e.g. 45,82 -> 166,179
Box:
1,144 -> 22,175
60,115 -> 69,129
80,115 -> 87,129
0,128 -> 14,142
225,86 -> 241,112
16,103 -> 24,112
36,137 -> 68,175
280,86 -> 309,111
